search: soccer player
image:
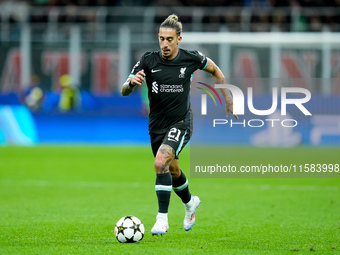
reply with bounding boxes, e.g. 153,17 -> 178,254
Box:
121,14 -> 238,235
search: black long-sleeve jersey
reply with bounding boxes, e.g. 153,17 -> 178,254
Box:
130,48 -> 208,134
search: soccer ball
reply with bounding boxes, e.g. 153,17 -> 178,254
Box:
114,216 -> 145,243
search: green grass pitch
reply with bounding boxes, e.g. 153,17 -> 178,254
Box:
0,146 -> 339,254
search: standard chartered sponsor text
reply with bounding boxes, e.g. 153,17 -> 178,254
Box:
160,84 -> 183,93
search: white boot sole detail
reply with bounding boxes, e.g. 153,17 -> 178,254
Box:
184,196 -> 201,231
151,221 -> 169,236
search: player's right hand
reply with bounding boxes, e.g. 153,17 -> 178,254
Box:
131,70 -> 146,86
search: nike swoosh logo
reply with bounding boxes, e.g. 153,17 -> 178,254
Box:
151,69 -> 162,73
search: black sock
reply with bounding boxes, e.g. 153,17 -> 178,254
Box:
155,172 -> 172,213
172,170 -> 191,204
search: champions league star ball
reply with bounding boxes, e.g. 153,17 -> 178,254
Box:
114,216 -> 145,243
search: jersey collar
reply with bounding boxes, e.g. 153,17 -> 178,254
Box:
159,49 -> 181,62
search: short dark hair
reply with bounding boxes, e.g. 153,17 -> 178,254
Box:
160,14 -> 182,36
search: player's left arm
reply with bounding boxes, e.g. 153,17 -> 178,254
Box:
203,58 -> 239,120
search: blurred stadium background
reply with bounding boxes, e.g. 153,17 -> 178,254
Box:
1,2 -> 340,254
0,0 -> 340,146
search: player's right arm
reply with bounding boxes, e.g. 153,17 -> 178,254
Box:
121,70 -> 146,96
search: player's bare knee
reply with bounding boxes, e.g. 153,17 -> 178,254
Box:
154,158 -> 170,174
154,158 -> 163,174
154,144 -> 175,174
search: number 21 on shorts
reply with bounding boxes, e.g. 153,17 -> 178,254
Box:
168,128 -> 181,142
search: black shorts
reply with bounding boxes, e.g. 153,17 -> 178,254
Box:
150,123 -> 192,159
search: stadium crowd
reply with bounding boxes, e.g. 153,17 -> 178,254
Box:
0,0 -> 339,32
21,0 -> 340,7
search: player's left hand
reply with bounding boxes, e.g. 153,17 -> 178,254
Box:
225,103 -> 239,120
